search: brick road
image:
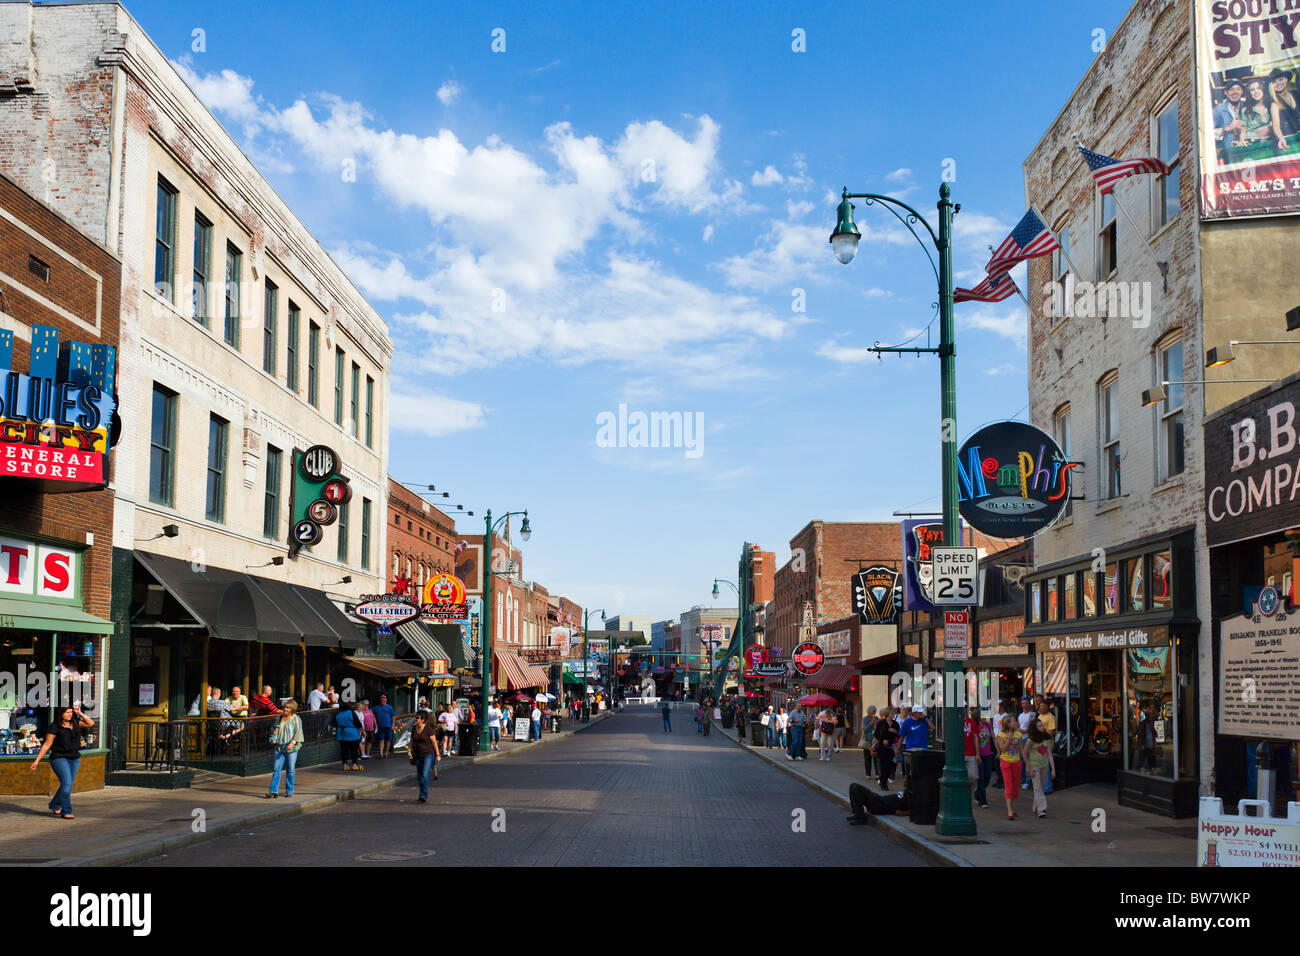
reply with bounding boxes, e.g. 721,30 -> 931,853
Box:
137,704 -> 930,866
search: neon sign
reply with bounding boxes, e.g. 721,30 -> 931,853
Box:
957,420 -> 1075,539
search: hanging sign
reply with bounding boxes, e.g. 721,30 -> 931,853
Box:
354,594 -> 421,629
957,421 -> 1075,539
792,641 -> 825,676
287,444 -> 349,558
853,565 -> 900,624
742,644 -> 769,678
420,572 -> 467,621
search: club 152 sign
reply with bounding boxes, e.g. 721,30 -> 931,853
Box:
957,420 -> 1076,539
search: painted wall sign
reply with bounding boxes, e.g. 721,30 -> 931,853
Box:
420,572 -> 467,620
0,534 -> 79,602
1204,379 -> 1300,547
792,641 -> 825,676
853,565 -> 901,624
957,420 -> 1074,539
0,326 -> 116,491
1218,612 -> 1300,739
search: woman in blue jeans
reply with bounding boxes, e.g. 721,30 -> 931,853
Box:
408,711 -> 440,803
267,700 -> 304,798
30,705 -> 93,819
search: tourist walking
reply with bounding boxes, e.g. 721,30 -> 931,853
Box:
371,694 -> 395,758
29,705 -> 93,819
267,700 -> 303,798
1036,700 -> 1057,793
996,715 -> 1025,819
662,698 -> 672,732
409,710 -> 441,802
776,706 -> 789,749
530,702 -> 542,742
358,699 -> 375,758
786,704 -> 806,760
974,708 -> 995,809
487,700 -> 503,751
873,708 -> 899,788
816,705 -> 836,761
695,703 -> 704,734
1025,717 -> 1055,818
1017,698 -> 1035,790
762,706 -> 775,748
701,700 -> 712,737
860,705 -> 877,778
335,701 -> 364,771
832,705 -> 847,752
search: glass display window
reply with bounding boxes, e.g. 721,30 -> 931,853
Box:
1061,650 -> 1121,761
1064,573 -> 1077,620
1150,550 -> 1173,610
1046,578 -> 1058,622
1030,581 -> 1041,624
1082,571 -> 1098,617
1126,556 -> 1145,611
1104,562 -> 1120,615
1125,645 -> 1174,778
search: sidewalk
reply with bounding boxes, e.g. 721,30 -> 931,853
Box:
715,721 -> 1196,867
0,711 -> 614,867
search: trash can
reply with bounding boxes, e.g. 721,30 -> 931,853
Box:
904,748 -> 944,825
458,723 -> 481,756
750,720 -> 765,746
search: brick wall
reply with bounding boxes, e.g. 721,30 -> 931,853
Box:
387,478 -> 457,594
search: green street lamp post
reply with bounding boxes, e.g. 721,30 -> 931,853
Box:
830,182 -> 976,837
711,577 -> 742,699
480,507 -> 531,752
582,607 -> 606,722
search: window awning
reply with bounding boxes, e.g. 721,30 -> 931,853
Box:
396,620 -> 453,667
0,597 -> 114,635
562,672 -> 583,685
343,656 -> 428,679
135,551 -> 366,648
495,651 -> 544,691
804,664 -> 853,691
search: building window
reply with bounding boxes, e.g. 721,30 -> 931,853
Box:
155,176 -> 177,299
361,498 -> 371,571
365,375 -> 374,448
224,243 -> 242,349
27,254 -> 50,281
307,321 -> 320,407
1104,561 -> 1119,614
205,414 -> 228,523
350,362 -> 360,438
1098,191 -> 1117,279
1155,99 -> 1180,227
337,500 -> 350,564
263,445 -> 282,539
286,303 -> 300,392
1126,555 -> 1145,611
1054,403 -> 1072,519
334,347 -> 345,427
149,384 -> 177,505
192,211 -> 212,327
1157,337 -> 1185,481
1100,373 -> 1121,499
262,280 -> 278,375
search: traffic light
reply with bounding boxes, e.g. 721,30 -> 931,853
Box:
287,443 -> 351,558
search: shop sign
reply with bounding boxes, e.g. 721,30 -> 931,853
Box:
1038,625 -> 1170,652
1194,0 -> 1300,219
0,326 -> 117,491
521,648 -> 559,664
429,659 -> 449,675
1197,797 -> 1300,867
750,662 -> 788,678
354,594 -> 420,628
287,445 -> 350,558
742,644 -> 768,678
0,535 -> 79,601
420,572 -> 468,621
822,630 -> 851,657
957,421 -> 1075,539
978,617 -> 1024,656
902,519 -> 949,612
792,641 -> 825,676
1217,612 -> 1300,738
1204,379 -> 1300,546
852,565 -> 900,624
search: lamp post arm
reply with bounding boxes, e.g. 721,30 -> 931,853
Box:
844,190 -> 941,280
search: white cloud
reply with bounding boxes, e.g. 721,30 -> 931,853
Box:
437,80 -> 462,105
617,115 -> 727,212
984,363 -> 1020,376
884,167 -> 912,183
389,387 -> 487,436
816,341 -> 870,364
861,287 -> 893,299
701,224 -> 714,242
785,199 -> 813,218
752,165 -> 783,186
960,306 -> 1027,348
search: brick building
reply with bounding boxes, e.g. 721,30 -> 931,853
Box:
0,171 -> 121,794
387,479 -> 458,594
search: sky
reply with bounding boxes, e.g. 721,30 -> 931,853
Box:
122,0 -> 1137,624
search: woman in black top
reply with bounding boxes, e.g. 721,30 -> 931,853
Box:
408,711 -> 441,803
873,709 -> 900,789
30,705 -> 93,819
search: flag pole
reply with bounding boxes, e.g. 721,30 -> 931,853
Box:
1027,203 -> 1084,279
985,245 -> 1039,324
1071,132 -> 1169,289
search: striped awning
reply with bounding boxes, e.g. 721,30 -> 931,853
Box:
495,651 -> 544,691
803,664 -> 853,691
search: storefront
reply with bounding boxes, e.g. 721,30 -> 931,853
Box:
0,535 -> 114,793
1022,530 -> 1199,816
1204,373 -> 1300,810
970,541 -> 1036,720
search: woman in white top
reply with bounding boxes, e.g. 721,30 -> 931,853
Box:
487,702 -> 503,751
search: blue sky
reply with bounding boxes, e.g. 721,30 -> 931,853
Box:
125,0 -> 1135,623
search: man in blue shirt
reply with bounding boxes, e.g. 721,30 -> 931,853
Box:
370,694 -> 395,759
897,705 -> 934,784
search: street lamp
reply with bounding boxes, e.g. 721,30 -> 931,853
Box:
829,182 -> 976,837
582,607 -> 606,722
481,507 -> 530,751
710,578 -> 741,698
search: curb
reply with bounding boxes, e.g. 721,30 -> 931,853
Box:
55,712 -> 614,867
718,727 -> 971,868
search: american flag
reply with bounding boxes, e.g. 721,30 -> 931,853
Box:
1078,146 -> 1170,194
954,272 -> 1018,304
986,210 -> 1059,277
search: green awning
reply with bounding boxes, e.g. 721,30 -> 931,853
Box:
0,597 -> 113,634
562,672 -> 583,685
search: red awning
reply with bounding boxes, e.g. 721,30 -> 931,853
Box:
496,652 -> 543,691
803,664 -> 852,691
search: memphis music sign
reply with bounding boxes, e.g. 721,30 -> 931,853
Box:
957,420 -> 1076,539
0,326 -> 116,491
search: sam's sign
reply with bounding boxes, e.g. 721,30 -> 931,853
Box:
0,326 -> 116,491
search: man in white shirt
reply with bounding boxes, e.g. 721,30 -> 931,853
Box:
487,701 -> 503,752
775,707 -> 790,749
530,704 -> 542,742
307,683 -> 328,712
441,704 -> 460,756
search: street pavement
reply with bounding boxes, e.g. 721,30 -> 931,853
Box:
135,702 -> 929,867
714,719 -> 1197,866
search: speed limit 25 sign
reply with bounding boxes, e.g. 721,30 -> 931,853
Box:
931,547 -> 978,606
